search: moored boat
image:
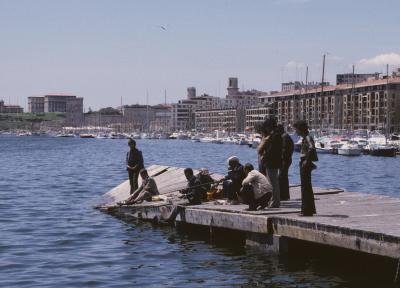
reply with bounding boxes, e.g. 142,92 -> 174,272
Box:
368,144 -> 397,157
337,141 -> 362,156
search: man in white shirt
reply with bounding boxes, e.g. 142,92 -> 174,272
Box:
239,163 -> 273,211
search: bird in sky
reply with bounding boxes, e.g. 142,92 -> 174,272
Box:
160,26 -> 167,31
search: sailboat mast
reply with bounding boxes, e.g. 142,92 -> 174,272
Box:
146,90 -> 149,133
320,54 -> 326,130
386,64 -> 389,144
305,66 -> 308,122
351,64 -> 355,132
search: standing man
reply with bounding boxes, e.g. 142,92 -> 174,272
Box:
257,117 -> 282,208
277,124 -> 294,201
126,138 -> 144,194
293,120 -> 317,216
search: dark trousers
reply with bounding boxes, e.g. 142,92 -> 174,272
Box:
223,180 -> 240,201
240,184 -> 272,210
128,170 -> 139,194
167,199 -> 201,222
300,160 -> 316,215
279,161 -> 291,201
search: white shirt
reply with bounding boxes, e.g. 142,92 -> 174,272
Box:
242,170 -> 272,199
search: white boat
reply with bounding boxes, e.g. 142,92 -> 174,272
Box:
57,133 -> 75,138
17,131 -> 32,136
337,141 -> 362,156
191,134 -> 203,142
315,141 -> 334,154
96,133 -> 110,139
222,137 -> 236,145
200,137 -> 222,144
80,133 -> 96,138
110,133 -> 125,139
168,132 -> 178,139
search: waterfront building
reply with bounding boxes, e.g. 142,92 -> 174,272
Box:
122,104 -> 155,131
149,104 -> 172,132
170,87 -> 229,131
0,100 -> 23,113
27,97 -> 44,113
171,100 -> 196,131
245,105 -> 277,131
28,94 -> 83,114
259,75 -> 400,132
194,107 -> 246,133
226,77 -> 267,107
336,73 -> 379,85
27,94 -> 84,126
281,81 -> 327,92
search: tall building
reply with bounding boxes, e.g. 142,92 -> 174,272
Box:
226,77 -> 267,107
245,105 -> 277,131
195,107 -> 246,133
257,75 -> 400,132
27,94 -> 83,126
28,97 -> 44,113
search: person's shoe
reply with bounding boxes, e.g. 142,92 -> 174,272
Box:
258,193 -> 272,210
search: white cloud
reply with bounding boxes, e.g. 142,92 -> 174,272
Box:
359,53 -> 400,66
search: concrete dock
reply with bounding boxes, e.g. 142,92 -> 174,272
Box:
98,165 -> 400,261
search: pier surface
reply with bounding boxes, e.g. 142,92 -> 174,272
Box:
99,165 -> 400,259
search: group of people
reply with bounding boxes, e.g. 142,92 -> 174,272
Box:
121,118 -> 318,218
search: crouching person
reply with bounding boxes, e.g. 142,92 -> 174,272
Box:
221,156 -> 246,204
160,168 -> 203,223
239,163 -> 273,211
120,169 -> 159,205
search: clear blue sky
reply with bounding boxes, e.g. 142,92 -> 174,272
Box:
1,0 -> 399,110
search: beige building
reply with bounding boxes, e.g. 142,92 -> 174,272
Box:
226,77 -> 266,107
258,76 -> 400,132
27,94 -> 83,126
27,97 -> 44,113
245,105 -> 276,130
195,107 -> 246,133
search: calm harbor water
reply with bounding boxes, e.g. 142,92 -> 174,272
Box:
1,135 -> 399,287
